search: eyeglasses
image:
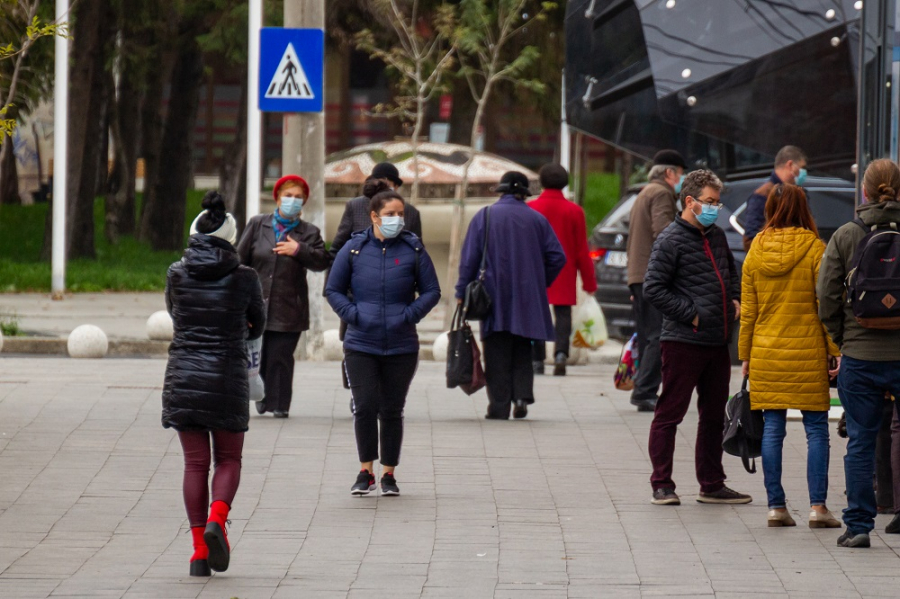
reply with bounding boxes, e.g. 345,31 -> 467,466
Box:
691,196 -> 722,210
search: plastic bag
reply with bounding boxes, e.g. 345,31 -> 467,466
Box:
247,337 -> 265,402
614,333 -> 639,391
571,296 -> 608,349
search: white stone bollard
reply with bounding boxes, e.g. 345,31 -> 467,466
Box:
146,310 -> 174,341
432,331 -> 450,362
67,325 -> 109,359
323,328 -> 343,361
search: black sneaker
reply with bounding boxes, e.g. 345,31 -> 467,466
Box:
351,470 -> 375,495
255,400 -> 267,415
630,398 -> 657,412
513,400 -> 528,419
533,361 -> 545,375
553,352 -> 567,376
381,473 -> 400,496
837,530 -> 871,547
697,486 -> 752,504
651,488 -> 681,505
886,514 -> 900,534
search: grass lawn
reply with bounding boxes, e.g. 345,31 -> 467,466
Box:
0,191 -> 205,292
581,172 -> 622,232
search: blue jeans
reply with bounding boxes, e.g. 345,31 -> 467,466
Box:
761,410 -> 830,509
838,355 -> 900,534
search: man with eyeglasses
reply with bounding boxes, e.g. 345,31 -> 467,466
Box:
643,169 -> 751,507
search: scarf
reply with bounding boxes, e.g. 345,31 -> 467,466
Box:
272,209 -> 300,242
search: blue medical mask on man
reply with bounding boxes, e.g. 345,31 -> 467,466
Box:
674,174 -> 686,195
794,167 -> 808,187
279,196 -> 303,218
378,215 -> 405,238
691,197 -> 720,227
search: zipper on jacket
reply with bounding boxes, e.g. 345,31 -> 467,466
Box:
382,244 -> 388,355
703,237 -> 729,342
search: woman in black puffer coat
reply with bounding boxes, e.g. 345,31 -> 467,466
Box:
162,192 -> 266,577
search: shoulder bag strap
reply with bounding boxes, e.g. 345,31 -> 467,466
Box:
478,208 -> 490,281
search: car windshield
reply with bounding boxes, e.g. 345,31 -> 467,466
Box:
598,190 -> 735,232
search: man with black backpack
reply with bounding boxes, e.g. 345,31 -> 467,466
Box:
818,158 -> 900,548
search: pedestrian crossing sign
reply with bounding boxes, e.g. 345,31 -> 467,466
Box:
259,28 -> 324,113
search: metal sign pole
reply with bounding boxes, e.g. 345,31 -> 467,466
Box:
247,0 -> 263,221
51,0 -> 68,299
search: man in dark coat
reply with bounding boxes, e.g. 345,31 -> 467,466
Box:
455,171 -> 566,420
330,162 -> 423,257
626,149 -> 685,412
742,145 -> 807,250
643,169 -> 751,507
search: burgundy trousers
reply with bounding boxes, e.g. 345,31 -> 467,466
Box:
649,341 -> 730,494
178,430 -> 244,527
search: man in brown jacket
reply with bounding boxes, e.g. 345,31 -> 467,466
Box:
625,149 -> 686,412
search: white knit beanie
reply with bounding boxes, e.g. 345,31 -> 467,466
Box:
190,211 -> 238,245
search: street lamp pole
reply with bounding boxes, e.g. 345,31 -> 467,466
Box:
247,0 -> 263,221
51,0 -> 68,299
283,0 -> 326,360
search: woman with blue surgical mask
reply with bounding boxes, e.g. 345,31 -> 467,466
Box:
237,175 -> 332,418
326,190 -> 441,496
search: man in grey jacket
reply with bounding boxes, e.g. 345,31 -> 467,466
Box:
625,149 -> 685,412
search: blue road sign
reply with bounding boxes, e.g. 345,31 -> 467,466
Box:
259,28 -> 324,113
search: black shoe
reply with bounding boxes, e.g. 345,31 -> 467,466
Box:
651,488 -> 681,505
513,400 -> 528,419
697,486 -> 752,504
837,530 -> 871,547
887,514 -> 900,534
273,410 -> 288,418
630,398 -> 657,412
351,470 -> 376,495
553,353 -> 566,376
381,473 -> 400,496
255,400 -> 266,415
485,413 -> 509,420
203,521 -> 230,572
533,361 -> 545,375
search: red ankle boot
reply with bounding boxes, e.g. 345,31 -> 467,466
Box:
189,526 -> 211,576
204,500 -> 231,572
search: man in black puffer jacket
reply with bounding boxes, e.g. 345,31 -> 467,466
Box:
643,169 -> 751,507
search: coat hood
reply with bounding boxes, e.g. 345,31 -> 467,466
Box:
752,227 -> 821,277
182,234 -> 240,280
857,200 -> 900,227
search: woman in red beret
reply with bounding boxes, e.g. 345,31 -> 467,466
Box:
237,175 -> 331,417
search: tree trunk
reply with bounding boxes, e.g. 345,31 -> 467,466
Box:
105,70 -> 127,244
219,76 -> 248,237
0,141 -> 21,205
142,31 -> 204,251
109,66 -> 141,237
64,0 -> 106,260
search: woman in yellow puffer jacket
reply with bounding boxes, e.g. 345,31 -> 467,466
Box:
739,183 -> 841,530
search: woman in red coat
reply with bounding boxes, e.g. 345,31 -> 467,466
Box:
528,164 -> 598,375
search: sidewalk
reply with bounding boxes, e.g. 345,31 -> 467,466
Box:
0,357 -> 898,598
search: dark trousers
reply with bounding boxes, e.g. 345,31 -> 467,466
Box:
260,330 -> 302,413
483,332 -> 534,419
838,356 -> 900,534
876,399 -> 894,510
892,409 -> 900,514
649,341 -> 730,493
345,350 -> 418,467
178,430 -> 244,528
532,305 -> 573,361
630,283 -> 664,402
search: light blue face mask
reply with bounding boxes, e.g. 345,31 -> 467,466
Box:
378,215 -> 404,238
674,174 -> 686,195
279,197 -> 303,218
692,201 -> 719,227
794,168 -> 808,187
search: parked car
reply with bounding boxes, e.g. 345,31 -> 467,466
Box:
590,176 -> 856,359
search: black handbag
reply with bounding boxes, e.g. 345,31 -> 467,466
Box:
722,376 -> 764,473
463,207 -> 492,321
446,305 -> 485,394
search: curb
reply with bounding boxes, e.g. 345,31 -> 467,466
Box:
2,337 -> 170,357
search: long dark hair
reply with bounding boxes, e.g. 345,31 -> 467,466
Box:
763,183 -> 818,237
369,190 -> 404,215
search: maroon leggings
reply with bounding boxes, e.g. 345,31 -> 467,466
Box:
177,430 -> 244,527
